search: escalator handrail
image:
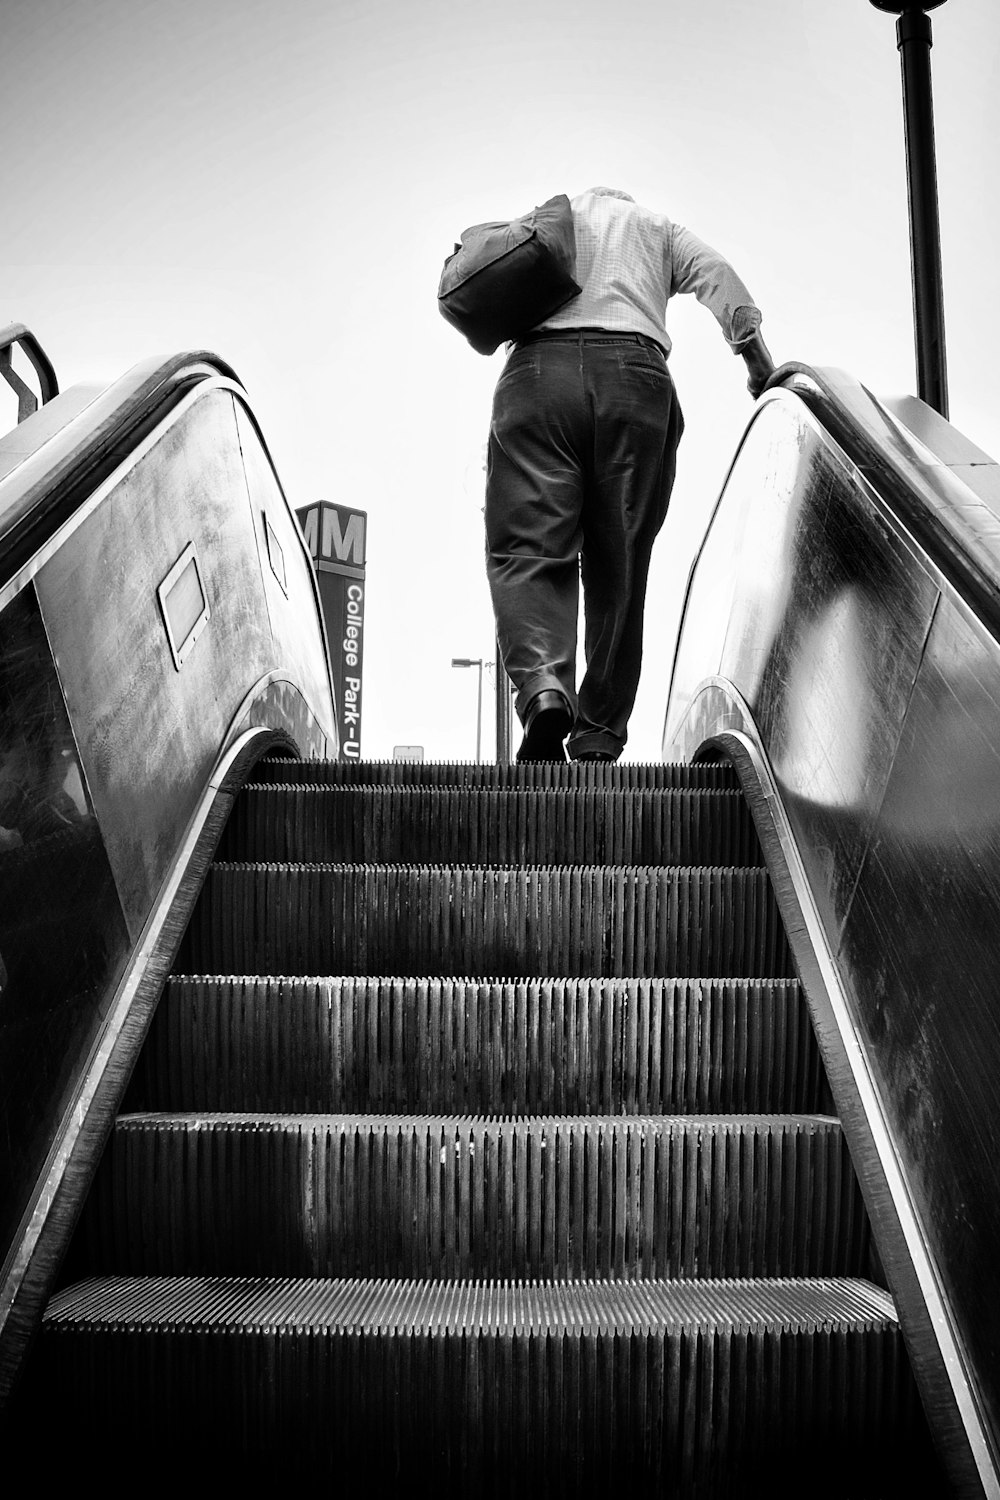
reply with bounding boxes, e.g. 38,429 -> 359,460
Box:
0,349 -> 241,594
0,324 -> 59,419
770,361 -> 1000,640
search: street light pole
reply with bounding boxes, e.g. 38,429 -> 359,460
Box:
870,1 -> 950,417
494,638 -> 514,766
451,657 -> 484,762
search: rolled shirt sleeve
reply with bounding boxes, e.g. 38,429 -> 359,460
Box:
667,223 -> 763,352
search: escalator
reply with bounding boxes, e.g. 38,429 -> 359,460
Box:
0,331 -> 997,1494
13,756 -> 940,1495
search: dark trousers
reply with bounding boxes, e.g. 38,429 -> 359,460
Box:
485,331 -> 684,758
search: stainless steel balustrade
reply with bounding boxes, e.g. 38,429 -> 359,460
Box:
665,363 -> 1000,1496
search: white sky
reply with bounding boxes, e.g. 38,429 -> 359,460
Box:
4,0 -> 998,762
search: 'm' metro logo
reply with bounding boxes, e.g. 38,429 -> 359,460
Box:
296,502 -> 367,569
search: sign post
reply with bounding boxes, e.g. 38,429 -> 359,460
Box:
296,501 -> 367,762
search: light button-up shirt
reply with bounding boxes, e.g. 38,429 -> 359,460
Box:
534,186 -> 762,357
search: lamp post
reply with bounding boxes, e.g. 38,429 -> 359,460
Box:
870,1 -> 949,417
451,657 -> 484,762
494,642 -> 515,766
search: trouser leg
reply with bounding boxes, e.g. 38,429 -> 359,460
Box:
569,351 -> 684,759
484,346 -> 583,723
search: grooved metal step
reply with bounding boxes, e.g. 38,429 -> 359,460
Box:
214,786 -> 764,867
129,975 -> 828,1116
253,758 -> 740,790
177,865 -> 794,978
76,1112 -> 868,1280
32,1274 -> 922,1495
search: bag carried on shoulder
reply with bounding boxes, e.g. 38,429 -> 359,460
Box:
437,194 -> 581,355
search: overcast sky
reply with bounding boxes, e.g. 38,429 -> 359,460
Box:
4,0 -> 998,762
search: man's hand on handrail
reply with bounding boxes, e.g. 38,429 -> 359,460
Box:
742,332 -> 776,399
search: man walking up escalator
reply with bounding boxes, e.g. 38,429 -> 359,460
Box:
485,185 -> 774,763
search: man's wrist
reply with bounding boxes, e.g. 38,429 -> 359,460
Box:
742,332 -> 776,394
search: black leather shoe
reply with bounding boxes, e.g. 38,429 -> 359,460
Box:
573,751 -> 616,763
516,690 -> 573,763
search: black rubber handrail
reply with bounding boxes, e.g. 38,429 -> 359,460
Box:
0,348 -> 240,594
0,324 -> 59,422
772,361 -> 1000,646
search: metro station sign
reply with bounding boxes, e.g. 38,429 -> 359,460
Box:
296,501 -> 367,762
297,502 -> 366,578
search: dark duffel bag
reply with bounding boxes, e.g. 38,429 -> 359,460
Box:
437,194 -> 581,355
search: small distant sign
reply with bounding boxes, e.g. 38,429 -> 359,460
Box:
297,501 -> 367,762
393,745 -> 424,762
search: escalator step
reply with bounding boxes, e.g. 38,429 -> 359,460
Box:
77,1112 -> 869,1280
132,975 -> 826,1116
252,758 -> 740,790
32,1274 -> 923,1495
215,786 -> 763,867
177,865 -> 794,979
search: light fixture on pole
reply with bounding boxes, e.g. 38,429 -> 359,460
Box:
451,657 -> 485,762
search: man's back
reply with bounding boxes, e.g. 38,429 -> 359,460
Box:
537,186 -> 761,357
537,188 -> 673,349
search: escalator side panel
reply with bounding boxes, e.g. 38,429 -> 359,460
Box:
0,368 -> 336,1407
664,384 -> 1000,1491
667,400 -> 941,953
841,593 -> 1000,1439
33,388 -> 331,938
0,585 -> 130,1260
231,400 -> 334,727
